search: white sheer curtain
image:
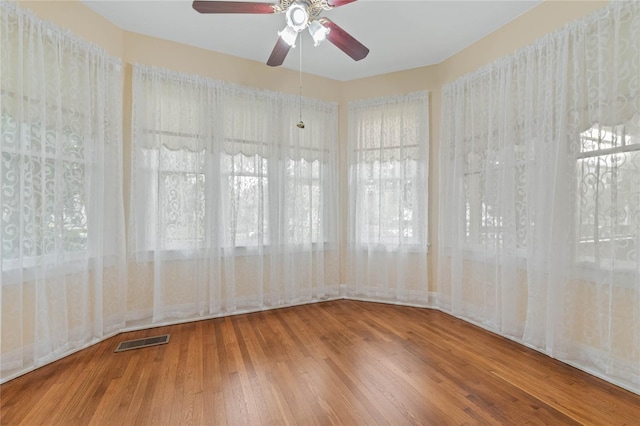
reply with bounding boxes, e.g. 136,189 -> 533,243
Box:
1,2 -> 125,380
348,92 -> 429,304
129,65 -> 339,323
439,1 -> 640,393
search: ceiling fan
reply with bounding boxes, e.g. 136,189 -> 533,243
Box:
192,0 -> 370,67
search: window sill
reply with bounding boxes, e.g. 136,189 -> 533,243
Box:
447,246 -> 528,260
1,253 -> 120,286
439,248 -> 638,289
130,243 -> 338,262
572,259 -> 639,289
350,243 -> 429,254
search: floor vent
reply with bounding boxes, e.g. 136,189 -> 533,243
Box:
114,334 -> 170,352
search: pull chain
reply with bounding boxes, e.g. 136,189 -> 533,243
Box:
297,36 -> 305,129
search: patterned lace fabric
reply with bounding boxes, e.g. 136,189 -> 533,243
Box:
439,0 -> 640,393
1,1 -> 126,376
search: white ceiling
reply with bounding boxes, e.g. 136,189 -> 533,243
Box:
82,0 -> 541,81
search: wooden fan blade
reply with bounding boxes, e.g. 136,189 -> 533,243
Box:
327,0 -> 358,7
267,37 -> 292,67
193,1 -> 277,14
318,18 -> 369,61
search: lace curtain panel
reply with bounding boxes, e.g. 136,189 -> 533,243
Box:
128,65 -> 339,323
347,92 -> 430,303
1,2 -> 125,379
438,0 -> 640,393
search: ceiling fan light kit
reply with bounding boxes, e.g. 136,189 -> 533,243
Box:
308,20 -> 330,46
193,0 -> 369,66
278,25 -> 299,47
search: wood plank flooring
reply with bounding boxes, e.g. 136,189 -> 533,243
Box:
1,300 -> 639,425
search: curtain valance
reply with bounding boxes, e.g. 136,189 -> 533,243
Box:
133,65 -> 337,162
348,91 -> 428,162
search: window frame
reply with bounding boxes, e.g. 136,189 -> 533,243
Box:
574,124 -> 640,274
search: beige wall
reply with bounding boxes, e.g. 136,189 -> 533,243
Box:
19,0 -> 124,56
439,0 -> 608,85
18,0 -> 608,293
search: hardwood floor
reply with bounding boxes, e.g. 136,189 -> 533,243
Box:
1,300 -> 639,425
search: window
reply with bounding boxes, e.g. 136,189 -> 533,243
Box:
222,153 -> 269,247
138,144 -> 206,251
130,66 -> 338,254
220,148 -> 331,248
285,158 -> 323,244
349,92 -> 429,249
576,121 -> 640,268
464,169 -> 502,248
355,160 -> 420,245
1,4 -> 122,278
462,152 -> 528,251
1,113 -> 89,264
135,138 -> 332,251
